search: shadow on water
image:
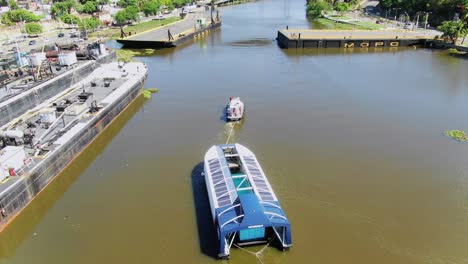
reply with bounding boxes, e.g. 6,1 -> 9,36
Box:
191,162 -> 218,259
226,38 -> 275,47
0,95 -> 147,259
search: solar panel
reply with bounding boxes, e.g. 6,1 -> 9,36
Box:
242,156 -> 275,201
208,158 -> 233,207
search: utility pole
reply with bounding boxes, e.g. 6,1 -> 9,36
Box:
415,13 -> 420,31
424,12 -> 431,30
211,0 -> 214,24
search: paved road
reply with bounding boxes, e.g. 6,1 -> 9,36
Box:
125,12 -> 212,42
0,29 -> 84,54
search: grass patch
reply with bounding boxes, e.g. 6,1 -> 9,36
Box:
89,16 -> 181,39
444,130 -> 468,141
316,18 -> 381,30
352,21 -> 382,30
316,18 -> 363,30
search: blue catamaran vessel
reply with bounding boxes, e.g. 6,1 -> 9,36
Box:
203,143 -> 292,259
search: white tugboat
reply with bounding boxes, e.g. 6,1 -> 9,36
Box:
225,97 -> 245,122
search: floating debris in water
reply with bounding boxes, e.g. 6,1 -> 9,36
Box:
444,130 -> 468,141
146,88 -> 159,93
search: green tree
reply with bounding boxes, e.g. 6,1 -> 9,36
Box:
50,0 -> 76,19
117,0 -> 138,8
60,13 -> 80,24
78,17 -> 101,31
25,22 -> 43,35
334,2 -> 349,12
1,9 -> 41,25
142,0 -> 159,16
78,1 -> 97,13
306,0 -> 332,19
8,0 -> 18,9
0,0 -> 7,7
438,20 -> 467,44
114,6 -> 139,37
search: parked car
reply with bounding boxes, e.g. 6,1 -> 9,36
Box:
10,46 -> 17,52
58,32 -> 65,37
403,23 -> 414,29
70,34 -> 79,38
29,40 -> 36,45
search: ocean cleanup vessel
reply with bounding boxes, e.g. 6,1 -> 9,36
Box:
0,62 -> 147,230
203,143 -> 292,259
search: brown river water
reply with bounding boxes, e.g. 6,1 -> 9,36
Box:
1,0 -> 468,263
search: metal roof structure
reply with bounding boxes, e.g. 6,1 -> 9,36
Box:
203,143 -> 292,259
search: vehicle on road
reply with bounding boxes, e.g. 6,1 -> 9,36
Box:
29,40 -> 36,45
70,33 -> 79,38
10,47 -> 17,52
58,32 -> 65,37
404,23 -> 414,29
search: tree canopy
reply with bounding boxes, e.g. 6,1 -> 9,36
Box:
438,20 -> 468,43
60,13 -> 80,24
379,0 -> 468,26
78,17 -> 101,31
1,9 -> 41,25
25,22 -> 43,34
114,6 -> 139,25
50,0 -> 76,19
77,1 -> 97,13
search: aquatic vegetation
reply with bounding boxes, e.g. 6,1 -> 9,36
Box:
444,130 -> 468,141
142,88 -> 159,99
146,88 -> 159,93
447,48 -> 467,57
142,90 -> 152,99
116,49 -> 156,62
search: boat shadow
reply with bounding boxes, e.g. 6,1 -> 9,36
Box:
191,162 -> 219,259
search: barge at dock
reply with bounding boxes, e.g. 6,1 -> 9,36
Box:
117,12 -> 221,49
203,143 -> 292,259
277,29 -> 430,49
0,62 -> 147,231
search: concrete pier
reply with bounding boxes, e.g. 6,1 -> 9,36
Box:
117,13 -> 221,49
277,30 -> 430,49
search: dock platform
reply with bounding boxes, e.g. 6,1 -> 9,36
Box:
117,12 -> 221,49
277,29 -> 430,49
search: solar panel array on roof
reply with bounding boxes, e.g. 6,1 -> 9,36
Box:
243,156 -> 274,201
208,158 -> 232,207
